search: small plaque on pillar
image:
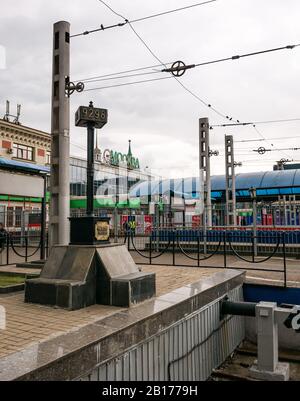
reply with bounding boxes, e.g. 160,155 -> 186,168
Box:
95,221 -> 110,242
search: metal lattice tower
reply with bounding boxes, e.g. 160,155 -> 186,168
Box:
199,118 -> 212,227
49,21 -> 70,246
225,135 -> 237,226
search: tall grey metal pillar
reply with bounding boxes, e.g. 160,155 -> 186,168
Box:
199,118 -> 212,228
225,135 -> 237,226
49,21 -> 70,247
40,174 -> 48,260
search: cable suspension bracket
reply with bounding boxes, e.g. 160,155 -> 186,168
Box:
65,77 -> 85,97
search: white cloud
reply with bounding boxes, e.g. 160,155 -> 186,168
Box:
0,45 -> 6,69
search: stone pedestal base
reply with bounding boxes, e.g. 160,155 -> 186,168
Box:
25,244 -> 156,310
249,361 -> 290,381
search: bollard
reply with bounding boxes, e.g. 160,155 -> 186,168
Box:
221,299 -> 300,381
249,302 -> 290,381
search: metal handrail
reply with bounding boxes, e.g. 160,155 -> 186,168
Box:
130,233 -> 171,260
10,236 -> 42,259
176,235 -> 222,262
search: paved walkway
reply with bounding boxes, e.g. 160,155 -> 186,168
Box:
0,247 -> 41,267
132,252 -> 300,288
0,265 -> 221,359
1,251 -> 299,287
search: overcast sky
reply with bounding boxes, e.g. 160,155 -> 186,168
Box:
1,0 -> 300,179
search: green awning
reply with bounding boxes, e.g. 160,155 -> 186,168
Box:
70,197 -> 141,209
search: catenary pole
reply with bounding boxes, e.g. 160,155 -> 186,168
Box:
49,21 -> 71,247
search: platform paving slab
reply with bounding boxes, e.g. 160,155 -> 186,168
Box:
0,267 -> 243,381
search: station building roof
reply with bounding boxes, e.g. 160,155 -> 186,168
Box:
2,157 -> 300,199
130,169 -> 300,199
0,157 -> 50,174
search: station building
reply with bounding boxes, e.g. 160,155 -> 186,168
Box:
0,118 -> 152,231
0,118 -> 51,228
1,117 -> 300,231
130,171 -> 300,226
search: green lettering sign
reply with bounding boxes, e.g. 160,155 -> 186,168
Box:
102,147 -> 140,170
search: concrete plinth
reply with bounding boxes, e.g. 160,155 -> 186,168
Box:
249,361 -> 290,381
25,244 -> 155,310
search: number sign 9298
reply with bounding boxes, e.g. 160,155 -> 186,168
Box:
75,106 -> 108,129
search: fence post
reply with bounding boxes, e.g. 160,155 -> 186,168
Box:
46,232 -> 49,258
197,236 -> 200,268
150,235 -> 152,265
127,232 -> 131,252
25,234 -> 28,263
172,229 -> 176,266
282,232 -> 287,288
6,233 -> 9,265
251,234 -> 255,263
223,231 -> 227,268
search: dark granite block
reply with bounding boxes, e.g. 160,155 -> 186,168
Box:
111,281 -> 129,307
96,278 -> 111,306
112,272 -> 156,307
130,273 -> 156,304
96,261 -> 111,305
72,281 -> 97,310
56,284 -> 71,309
69,217 -> 110,245
25,280 -> 57,306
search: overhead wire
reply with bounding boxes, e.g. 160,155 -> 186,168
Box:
211,118 -> 300,127
76,69 -> 165,84
84,76 -> 175,91
71,1 -> 300,128
93,0 -> 239,123
75,42 -> 300,85
78,0 -> 300,165
236,136 -> 300,143
252,125 -> 292,159
191,43 -> 300,68
73,62 -> 173,83
71,0 -> 217,38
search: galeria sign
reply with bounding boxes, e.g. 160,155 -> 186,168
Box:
101,149 -> 140,170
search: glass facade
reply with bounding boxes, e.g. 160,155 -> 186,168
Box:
69,157 -> 150,202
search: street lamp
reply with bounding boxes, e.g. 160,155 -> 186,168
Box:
249,187 -> 257,257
